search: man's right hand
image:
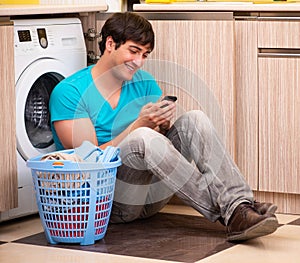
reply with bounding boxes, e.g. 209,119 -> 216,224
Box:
135,101 -> 176,130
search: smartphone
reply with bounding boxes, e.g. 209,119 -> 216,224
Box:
161,95 -> 177,108
162,95 -> 177,102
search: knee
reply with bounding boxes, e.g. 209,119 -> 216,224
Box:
185,110 -> 210,124
123,127 -> 171,161
127,127 -> 159,148
118,127 -> 173,174
130,127 -> 157,140
176,110 -> 212,132
119,127 -> 165,155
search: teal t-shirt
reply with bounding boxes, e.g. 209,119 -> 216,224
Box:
49,65 -> 162,150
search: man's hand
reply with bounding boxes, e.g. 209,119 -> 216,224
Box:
158,120 -> 171,135
134,100 -> 176,130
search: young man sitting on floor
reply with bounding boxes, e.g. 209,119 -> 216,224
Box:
49,12 -> 278,242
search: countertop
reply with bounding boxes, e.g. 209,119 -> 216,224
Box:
133,2 -> 300,12
0,4 -> 107,17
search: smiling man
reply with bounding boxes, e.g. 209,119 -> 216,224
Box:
50,13 -> 168,150
49,12 -> 278,242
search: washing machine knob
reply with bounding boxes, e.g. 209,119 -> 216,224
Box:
39,37 -> 48,49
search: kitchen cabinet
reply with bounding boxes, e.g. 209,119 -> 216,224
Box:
258,20 -> 300,49
235,17 -> 300,213
258,56 -> 300,194
258,20 -> 300,194
235,20 -> 259,190
0,21 -> 17,211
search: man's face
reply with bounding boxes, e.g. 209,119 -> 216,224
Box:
110,40 -> 152,81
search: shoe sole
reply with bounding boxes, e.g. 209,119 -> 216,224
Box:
227,217 -> 279,242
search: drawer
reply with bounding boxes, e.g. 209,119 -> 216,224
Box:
258,21 -> 300,49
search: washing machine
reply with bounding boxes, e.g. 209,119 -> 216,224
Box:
0,18 -> 87,222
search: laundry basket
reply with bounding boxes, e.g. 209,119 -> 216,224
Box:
27,149 -> 121,246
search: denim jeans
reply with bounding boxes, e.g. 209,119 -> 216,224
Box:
110,110 -> 253,225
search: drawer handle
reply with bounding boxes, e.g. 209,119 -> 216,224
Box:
258,48 -> 300,57
258,16 -> 300,21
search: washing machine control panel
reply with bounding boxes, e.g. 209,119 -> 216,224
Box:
13,18 -> 87,60
16,27 -> 48,50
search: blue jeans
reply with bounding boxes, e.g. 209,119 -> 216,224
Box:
110,110 -> 253,225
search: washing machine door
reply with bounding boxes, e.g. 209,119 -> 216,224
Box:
16,58 -> 70,161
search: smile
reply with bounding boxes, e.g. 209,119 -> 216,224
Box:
125,63 -> 136,72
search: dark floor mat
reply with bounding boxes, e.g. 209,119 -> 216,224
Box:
288,218 -> 300,226
14,213 -> 235,262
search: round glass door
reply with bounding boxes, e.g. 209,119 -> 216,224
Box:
16,59 -> 69,160
25,72 -> 63,150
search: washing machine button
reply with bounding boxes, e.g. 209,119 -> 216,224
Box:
39,37 -> 48,49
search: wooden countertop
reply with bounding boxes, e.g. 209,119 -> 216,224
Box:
0,4 -> 107,17
134,2 -> 300,12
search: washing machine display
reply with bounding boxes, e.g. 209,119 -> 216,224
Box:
17,30 -> 31,42
0,18 -> 87,222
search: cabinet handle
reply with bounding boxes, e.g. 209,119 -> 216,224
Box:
258,48 -> 300,58
258,14 -> 300,21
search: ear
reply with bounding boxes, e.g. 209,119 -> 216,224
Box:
105,36 -> 115,52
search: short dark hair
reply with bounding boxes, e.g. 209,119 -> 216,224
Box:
98,12 -> 155,56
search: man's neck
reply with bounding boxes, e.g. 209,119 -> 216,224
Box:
91,59 -> 123,108
92,59 -> 122,88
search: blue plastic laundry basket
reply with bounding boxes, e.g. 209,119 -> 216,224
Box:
27,149 -> 121,246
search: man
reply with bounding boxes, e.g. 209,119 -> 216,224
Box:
49,12 -> 278,242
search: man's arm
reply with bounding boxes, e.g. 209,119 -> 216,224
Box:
54,118 -> 98,149
54,100 -> 176,150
